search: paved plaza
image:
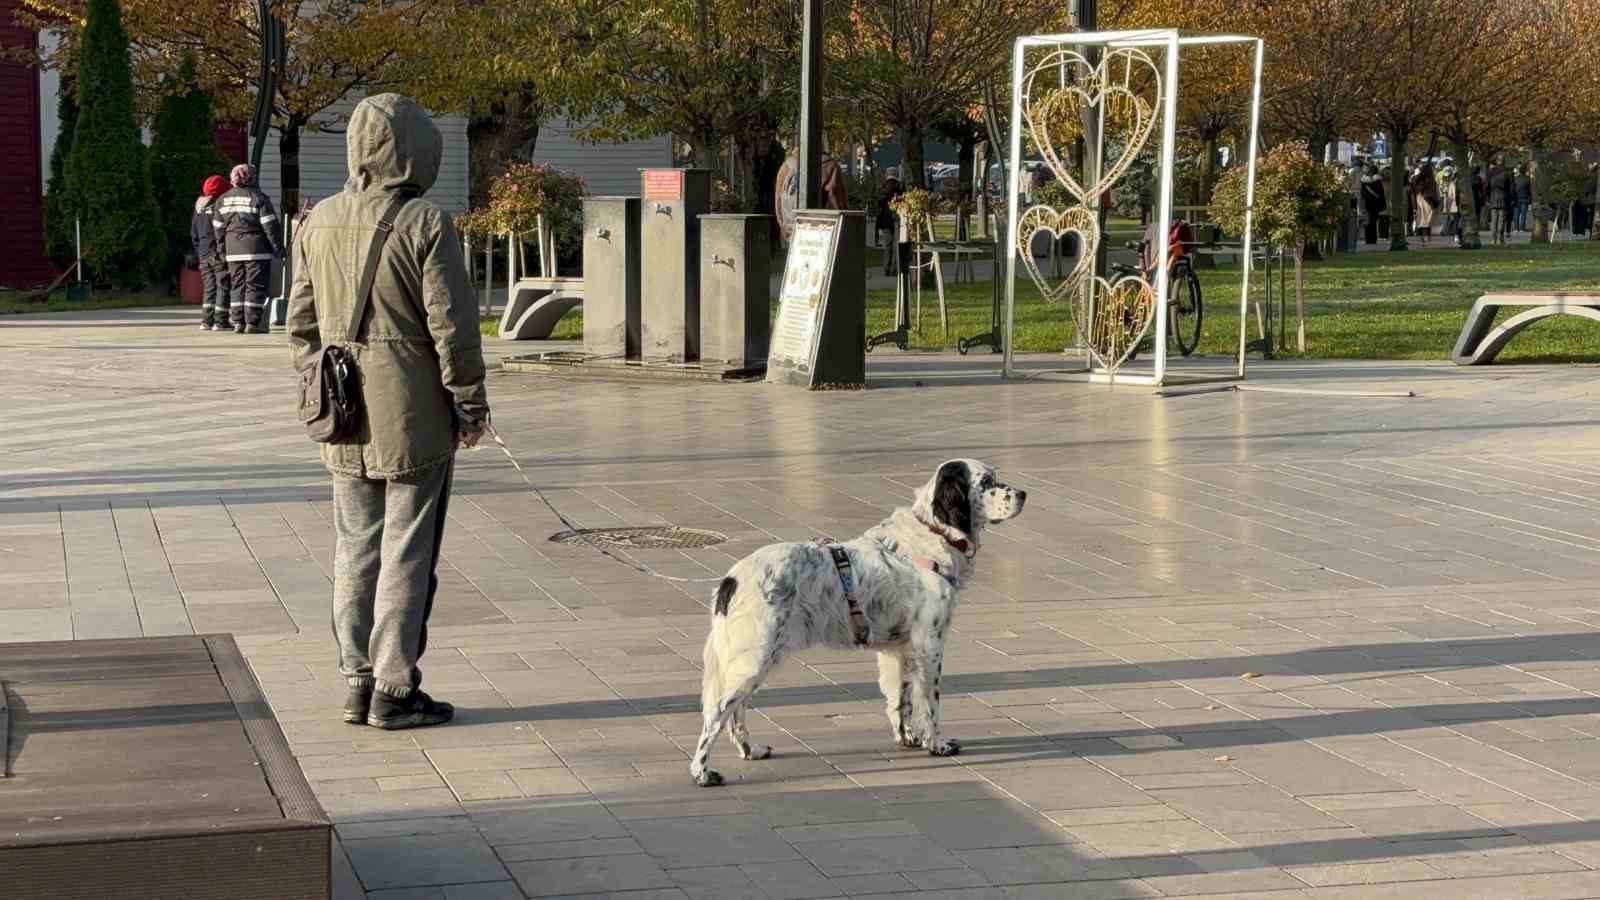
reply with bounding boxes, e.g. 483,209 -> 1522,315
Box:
12,307 -> 1600,898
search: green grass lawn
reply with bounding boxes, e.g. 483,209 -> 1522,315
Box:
0,288 -> 181,315
485,240 -> 1600,361
869,240 -> 1600,360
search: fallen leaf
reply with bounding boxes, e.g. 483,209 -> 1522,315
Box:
1214,755 -> 1234,763
1241,672 -> 1260,679
1203,705 -> 1220,710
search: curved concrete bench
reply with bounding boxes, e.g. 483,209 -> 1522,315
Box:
1452,292 -> 1600,365
499,277 -> 584,340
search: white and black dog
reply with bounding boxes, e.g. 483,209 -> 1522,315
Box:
691,459 -> 1026,786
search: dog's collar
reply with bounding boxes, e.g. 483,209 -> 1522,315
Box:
916,514 -> 975,558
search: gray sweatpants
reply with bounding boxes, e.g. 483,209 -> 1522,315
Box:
332,459 -> 453,697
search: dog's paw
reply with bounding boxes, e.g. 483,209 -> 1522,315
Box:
927,737 -> 961,757
695,769 -> 726,787
895,731 -> 923,749
739,744 -> 773,761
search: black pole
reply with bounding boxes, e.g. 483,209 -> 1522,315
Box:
797,0 -> 823,209
248,0 -> 280,171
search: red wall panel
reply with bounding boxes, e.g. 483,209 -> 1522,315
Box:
0,0 -> 54,287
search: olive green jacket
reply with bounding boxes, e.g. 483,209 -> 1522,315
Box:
288,94 -> 489,479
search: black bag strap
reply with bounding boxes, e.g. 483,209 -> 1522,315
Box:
346,191 -> 414,341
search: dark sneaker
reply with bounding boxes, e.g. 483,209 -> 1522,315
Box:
367,689 -> 454,730
343,683 -> 374,725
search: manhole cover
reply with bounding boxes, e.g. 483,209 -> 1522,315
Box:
549,526 -> 728,550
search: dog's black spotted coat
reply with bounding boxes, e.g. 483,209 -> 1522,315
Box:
689,459 -> 1027,786
714,577 -> 737,616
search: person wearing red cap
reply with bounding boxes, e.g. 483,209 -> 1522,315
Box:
192,174 -> 231,330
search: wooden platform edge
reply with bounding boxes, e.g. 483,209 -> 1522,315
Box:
204,634 -> 329,828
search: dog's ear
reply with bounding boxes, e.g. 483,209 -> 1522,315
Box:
931,461 -> 973,536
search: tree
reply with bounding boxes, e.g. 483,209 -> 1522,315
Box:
401,0 -> 598,208
1428,0 -> 1556,250
1210,144 -> 1346,352
65,0 -> 163,288
1507,0 -> 1599,242
1257,0 -> 1375,162
930,111 -> 985,230
1358,0 -> 1487,251
574,0 -> 797,175
148,54 -> 229,272
23,0 -> 440,217
834,0 -> 1064,189
43,72 -> 78,268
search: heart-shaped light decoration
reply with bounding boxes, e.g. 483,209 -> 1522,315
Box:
1015,204 -> 1100,306
1022,48 -> 1160,206
1087,274 -> 1156,370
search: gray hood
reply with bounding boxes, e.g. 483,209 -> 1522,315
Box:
345,93 -> 442,195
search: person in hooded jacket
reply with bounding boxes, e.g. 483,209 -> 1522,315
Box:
288,94 -> 489,730
217,163 -> 284,333
192,174 -> 231,330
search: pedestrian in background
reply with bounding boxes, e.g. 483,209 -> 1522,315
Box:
192,174 -> 230,331
1488,158 -> 1515,245
287,94 -> 489,730
1514,166 -> 1532,232
1439,164 -> 1460,244
875,170 -> 903,256
1361,163 -> 1386,245
1472,165 -> 1488,230
217,163 -> 283,334
1410,163 -> 1439,244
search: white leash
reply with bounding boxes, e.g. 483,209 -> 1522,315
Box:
485,425 -> 726,585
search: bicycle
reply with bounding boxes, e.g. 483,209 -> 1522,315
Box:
1109,237 -> 1203,358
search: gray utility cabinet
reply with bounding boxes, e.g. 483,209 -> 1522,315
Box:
582,196 -> 642,359
639,168 -> 712,362
698,214 -> 772,368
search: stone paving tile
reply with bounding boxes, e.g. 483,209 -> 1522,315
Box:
1146,785 -> 1347,835
471,801 -> 629,846
20,317 -> 1600,897
666,864 -> 766,899
886,798 -> 1074,851
343,832 -> 510,891
795,834 -> 963,877
365,884 -> 524,900
625,814 -> 803,869
505,853 -> 674,897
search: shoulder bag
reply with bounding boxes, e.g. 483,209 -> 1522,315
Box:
300,191 -> 412,443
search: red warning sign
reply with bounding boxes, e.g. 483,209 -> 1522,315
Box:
642,169 -> 684,201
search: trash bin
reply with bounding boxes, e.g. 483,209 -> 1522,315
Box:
179,266 -> 203,304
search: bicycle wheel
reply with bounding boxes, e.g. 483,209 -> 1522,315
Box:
1171,264 -> 1203,357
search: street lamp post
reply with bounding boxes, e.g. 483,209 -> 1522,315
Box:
797,0 -> 824,209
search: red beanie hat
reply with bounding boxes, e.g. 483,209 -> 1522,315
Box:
203,175 -> 229,198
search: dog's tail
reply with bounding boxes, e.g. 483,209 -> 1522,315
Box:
700,630 -> 724,719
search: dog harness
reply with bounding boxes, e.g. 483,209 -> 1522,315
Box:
819,538 -> 962,647
823,544 -> 871,646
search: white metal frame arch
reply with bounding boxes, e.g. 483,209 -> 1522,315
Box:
1001,29 -> 1265,388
